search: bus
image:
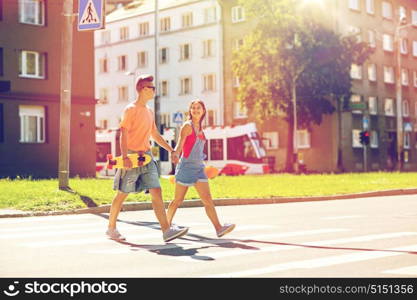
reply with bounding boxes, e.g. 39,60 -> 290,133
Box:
96,122 -> 269,176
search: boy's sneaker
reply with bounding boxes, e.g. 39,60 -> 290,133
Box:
106,228 -> 126,241
216,223 -> 236,238
163,225 -> 189,242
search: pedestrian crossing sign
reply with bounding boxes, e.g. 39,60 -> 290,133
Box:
78,0 -> 105,31
173,112 -> 183,124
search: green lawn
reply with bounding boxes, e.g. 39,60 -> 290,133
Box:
0,172 -> 416,211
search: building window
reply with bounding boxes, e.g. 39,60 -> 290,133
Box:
160,17 -> 171,32
383,34 -> 393,52
99,58 -> 108,73
412,10 -> 417,26
203,39 -> 214,57
370,131 -> 378,148
368,64 -> 376,81
366,0 -> 374,14
399,6 -> 407,22
0,103 -> 3,143
352,130 -> 362,148
180,44 -> 191,60
350,64 -> 362,79
234,38 -> 244,50
415,102 -> 417,118
383,66 -> 394,84
139,22 -> 149,36
118,86 -> 128,102
0,47 -> 3,76
231,6 -> 245,23
414,71 -> 417,87
348,26 -> 362,42
210,138 -> 223,160
137,51 -> 147,68
349,0 -> 359,11
382,1 -> 392,19
19,50 -> 46,79
182,12 -> 193,28
99,119 -> 108,130
368,30 -> 376,48
262,132 -> 279,150
19,0 -> 45,26
400,38 -> 408,55
100,31 -> 111,45
401,69 -> 409,86
180,77 -> 191,95
203,74 -> 216,92
350,94 -> 363,114
234,101 -> 247,119
368,97 -> 378,115
233,76 -> 240,87
384,98 -> 395,116
207,110 -> 216,126
119,26 -> 129,41
19,105 -> 45,143
160,80 -> 168,97
404,132 -> 411,149
204,7 -> 217,23
117,55 -> 127,71
159,48 -> 168,64
297,130 -> 311,149
98,88 -> 108,104
403,100 -> 410,117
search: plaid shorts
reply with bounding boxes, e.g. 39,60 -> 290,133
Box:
113,150 -> 161,194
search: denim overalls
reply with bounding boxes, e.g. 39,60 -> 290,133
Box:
175,123 -> 208,186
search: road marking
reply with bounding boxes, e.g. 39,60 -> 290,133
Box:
382,265 -> 417,276
88,229 -> 349,255
173,232 -> 417,262
0,222 -> 208,235
205,244 -> 417,277
322,215 -> 363,220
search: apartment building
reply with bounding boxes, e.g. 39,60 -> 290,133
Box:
220,0 -> 417,172
0,0 -> 96,178
94,0 -> 224,133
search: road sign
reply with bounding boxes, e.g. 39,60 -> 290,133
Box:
363,116 -> 369,130
350,102 -> 367,111
172,112 -> 183,124
78,0 -> 105,31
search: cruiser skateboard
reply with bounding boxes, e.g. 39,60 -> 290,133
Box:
106,152 -> 152,169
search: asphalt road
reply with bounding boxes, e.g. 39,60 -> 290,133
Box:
1,194 -> 417,278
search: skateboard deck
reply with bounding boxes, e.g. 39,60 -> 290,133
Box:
106,152 -> 152,169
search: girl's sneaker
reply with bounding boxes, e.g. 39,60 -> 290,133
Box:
216,223 -> 236,238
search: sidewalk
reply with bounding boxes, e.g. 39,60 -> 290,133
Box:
1,187 -> 416,218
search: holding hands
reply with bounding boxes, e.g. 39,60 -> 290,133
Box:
171,151 -> 180,164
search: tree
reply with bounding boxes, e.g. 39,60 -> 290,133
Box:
232,0 -> 373,172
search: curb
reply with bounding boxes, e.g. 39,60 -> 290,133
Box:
1,187 -> 417,219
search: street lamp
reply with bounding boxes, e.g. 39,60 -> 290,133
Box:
125,70 -> 136,99
394,16 -> 413,171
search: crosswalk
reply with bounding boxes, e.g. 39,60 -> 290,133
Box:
1,212 -> 416,277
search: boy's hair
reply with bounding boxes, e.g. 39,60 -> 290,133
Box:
135,74 -> 153,92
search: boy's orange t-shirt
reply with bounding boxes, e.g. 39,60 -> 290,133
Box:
119,103 -> 156,151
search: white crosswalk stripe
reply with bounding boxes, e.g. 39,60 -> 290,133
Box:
172,232 -> 417,262
205,244 -> 417,277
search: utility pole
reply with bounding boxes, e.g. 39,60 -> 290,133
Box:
154,0 -> 160,131
58,0 -> 74,190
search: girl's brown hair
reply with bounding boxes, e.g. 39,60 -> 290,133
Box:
187,99 -> 206,130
